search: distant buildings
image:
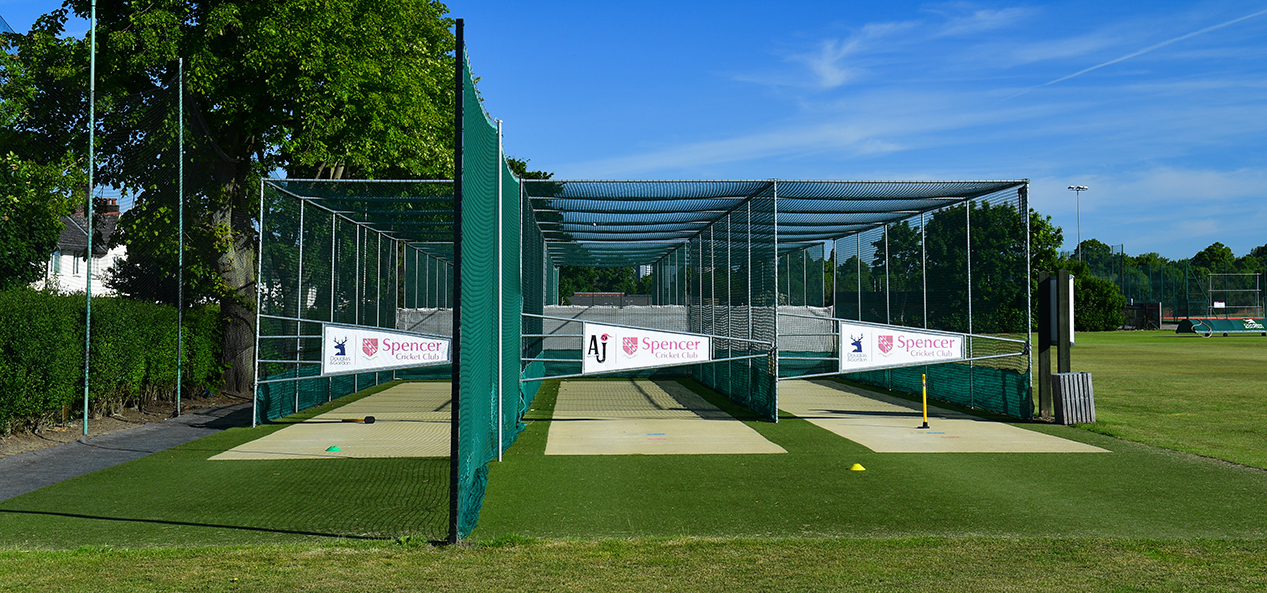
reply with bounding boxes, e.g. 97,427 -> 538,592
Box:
33,199 -> 127,296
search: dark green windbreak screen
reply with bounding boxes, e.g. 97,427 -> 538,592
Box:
457,51 -> 530,538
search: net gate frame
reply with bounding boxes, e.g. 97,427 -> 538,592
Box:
253,178 -> 458,427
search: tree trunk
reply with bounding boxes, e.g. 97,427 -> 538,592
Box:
216,199 -> 258,396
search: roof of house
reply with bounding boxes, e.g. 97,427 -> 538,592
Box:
56,207 -> 120,256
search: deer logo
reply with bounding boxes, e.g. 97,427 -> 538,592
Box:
849,334 -> 864,353
333,337 -> 348,356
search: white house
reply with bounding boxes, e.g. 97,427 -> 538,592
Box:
34,199 -> 127,296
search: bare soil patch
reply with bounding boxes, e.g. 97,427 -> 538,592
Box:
0,393 -> 246,459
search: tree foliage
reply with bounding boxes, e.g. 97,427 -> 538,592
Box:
9,1 -> 457,393
1074,276 -> 1126,331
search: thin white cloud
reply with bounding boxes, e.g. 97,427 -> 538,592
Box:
1005,8 -> 1267,100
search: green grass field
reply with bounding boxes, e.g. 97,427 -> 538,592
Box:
2,331 -> 1267,591
1070,330 -> 1267,468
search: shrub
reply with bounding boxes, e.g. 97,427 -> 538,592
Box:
0,288 -> 224,433
1075,276 -> 1127,331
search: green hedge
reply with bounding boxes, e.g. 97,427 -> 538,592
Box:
0,288 -> 224,433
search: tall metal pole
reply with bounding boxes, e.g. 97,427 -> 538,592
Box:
448,18 -> 465,546
252,181 -> 266,427
921,212 -> 927,328
83,1 -> 97,435
496,119 -> 503,462
1068,186 -> 1088,262
177,58 -> 184,416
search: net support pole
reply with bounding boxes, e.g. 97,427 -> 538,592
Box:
921,212 -> 927,328
83,0 -> 97,435
966,198 -> 974,407
1021,184 -> 1033,415
496,118 -> 504,462
295,196 -> 305,414
253,181 -> 266,427
772,180 -> 779,416
177,57 -> 184,416
448,17 -> 464,547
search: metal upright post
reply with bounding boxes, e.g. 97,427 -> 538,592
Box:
856,234 -> 862,321
448,19 -> 465,546
354,226 -> 360,324
376,233 -> 381,327
83,0 -> 97,435
496,119 -> 503,462
772,180 -> 779,419
966,199 -> 974,407
921,212 -> 927,328
252,181 -> 266,427
884,224 -> 890,325
177,57 -> 185,416
295,197 -> 305,415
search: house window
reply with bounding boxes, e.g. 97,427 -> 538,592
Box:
51,251 -> 61,274
73,254 -> 79,275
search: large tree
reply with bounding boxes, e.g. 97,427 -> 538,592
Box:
10,1 -> 455,394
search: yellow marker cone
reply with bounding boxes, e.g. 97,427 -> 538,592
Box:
849,463 -> 866,471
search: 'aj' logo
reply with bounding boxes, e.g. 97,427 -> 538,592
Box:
363,338 -> 379,357
333,337 -> 348,356
849,334 -> 864,353
877,335 -> 894,355
588,333 -> 610,363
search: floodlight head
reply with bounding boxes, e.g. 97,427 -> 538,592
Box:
1067,185 -> 1088,191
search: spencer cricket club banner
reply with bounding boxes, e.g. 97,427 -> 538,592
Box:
321,324 -> 450,376
582,322 -> 712,375
838,321 -> 965,373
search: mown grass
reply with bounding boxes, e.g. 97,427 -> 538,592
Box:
1070,331 -> 1267,468
0,380 -> 450,549
475,377 -> 1267,541
4,537 -> 1267,592
4,334 -> 1267,591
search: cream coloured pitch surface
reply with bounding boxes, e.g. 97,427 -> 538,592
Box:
210,382 -> 451,460
778,379 -> 1108,453
544,379 -> 786,456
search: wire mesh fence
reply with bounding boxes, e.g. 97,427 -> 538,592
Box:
828,186 -> 1032,418
254,180 -> 457,425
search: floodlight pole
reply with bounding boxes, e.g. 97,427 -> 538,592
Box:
1068,186 -> 1088,262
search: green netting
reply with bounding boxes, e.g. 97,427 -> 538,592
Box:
255,180 -> 455,424
674,191 -> 778,421
830,186 -> 1033,419
455,50 -> 533,538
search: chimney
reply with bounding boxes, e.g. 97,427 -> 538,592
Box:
103,198 -> 121,216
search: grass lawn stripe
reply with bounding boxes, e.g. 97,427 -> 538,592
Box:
0,381 -> 451,548
474,377 -> 1267,540
4,538 -> 1267,592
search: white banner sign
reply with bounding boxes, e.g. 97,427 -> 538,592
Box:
838,322 -> 965,373
321,324 -> 450,376
582,322 -> 712,375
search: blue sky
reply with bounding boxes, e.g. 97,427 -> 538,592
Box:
5,1 -> 1266,260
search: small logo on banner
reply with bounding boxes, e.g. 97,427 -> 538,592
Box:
877,335 -> 894,356
588,333 -> 610,363
363,338 -> 379,358
1244,319 -> 1265,330
623,336 -> 639,357
333,337 -> 348,356
849,334 -> 864,353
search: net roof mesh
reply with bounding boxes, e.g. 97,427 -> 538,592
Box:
266,178 -> 1027,267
